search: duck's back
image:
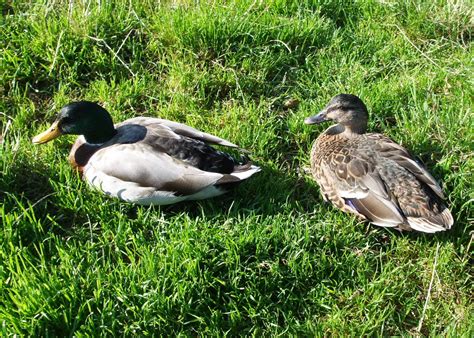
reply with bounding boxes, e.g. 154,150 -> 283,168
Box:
311,130 -> 453,232
117,117 -> 239,174
69,117 -> 241,174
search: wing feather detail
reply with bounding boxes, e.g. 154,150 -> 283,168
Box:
312,133 -> 453,232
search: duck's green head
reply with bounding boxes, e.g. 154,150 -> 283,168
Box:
32,101 -> 117,145
305,94 -> 368,133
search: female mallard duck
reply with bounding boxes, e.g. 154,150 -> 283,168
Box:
33,101 -> 260,205
305,94 -> 453,233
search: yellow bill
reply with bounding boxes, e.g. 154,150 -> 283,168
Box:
32,121 -> 62,144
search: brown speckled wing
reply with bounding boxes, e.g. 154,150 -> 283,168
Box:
367,134 -> 453,231
368,134 -> 444,199
311,132 -> 453,232
312,134 -> 405,227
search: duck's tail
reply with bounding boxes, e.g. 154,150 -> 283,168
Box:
230,153 -> 260,173
406,207 -> 454,233
214,163 -> 261,189
231,164 -> 261,179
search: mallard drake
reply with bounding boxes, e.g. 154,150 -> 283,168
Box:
32,101 -> 260,205
305,94 -> 453,233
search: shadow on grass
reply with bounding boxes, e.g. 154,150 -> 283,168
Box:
2,158 -> 89,247
3,148 -> 465,252
158,163 -> 323,218
3,155 -> 466,335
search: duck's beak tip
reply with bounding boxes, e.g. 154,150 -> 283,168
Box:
304,112 -> 327,125
32,121 -> 62,144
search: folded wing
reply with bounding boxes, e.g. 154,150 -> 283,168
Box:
83,143 -> 258,205
322,135 -> 452,232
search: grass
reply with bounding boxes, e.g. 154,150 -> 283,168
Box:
1,0 -> 473,335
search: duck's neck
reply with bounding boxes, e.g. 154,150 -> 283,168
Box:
325,123 -> 366,137
84,127 -> 117,144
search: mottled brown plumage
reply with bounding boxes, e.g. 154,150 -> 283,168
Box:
305,94 -> 453,233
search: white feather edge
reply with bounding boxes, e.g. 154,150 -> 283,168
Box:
407,207 -> 453,233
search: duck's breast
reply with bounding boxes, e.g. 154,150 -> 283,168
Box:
68,136 -> 101,173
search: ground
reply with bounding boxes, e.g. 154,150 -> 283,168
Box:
1,0 -> 473,335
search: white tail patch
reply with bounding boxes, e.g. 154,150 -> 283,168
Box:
231,165 -> 261,181
407,207 -> 453,233
407,217 -> 448,233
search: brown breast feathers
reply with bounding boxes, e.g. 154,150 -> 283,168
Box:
68,138 -> 101,173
